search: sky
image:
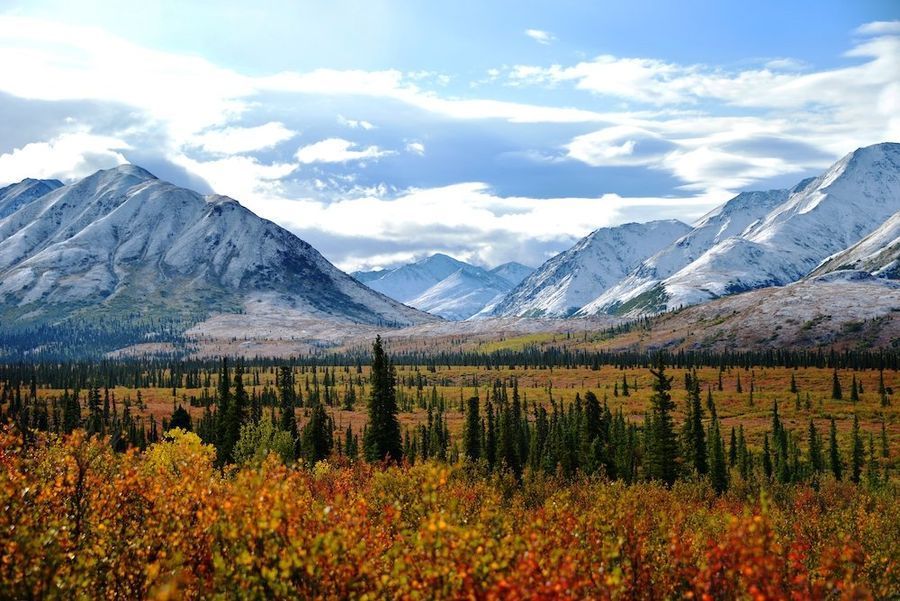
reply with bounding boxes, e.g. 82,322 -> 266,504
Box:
0,1 -> 898,271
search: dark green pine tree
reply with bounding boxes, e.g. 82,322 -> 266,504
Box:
832,370 -> 843,400
645,356 -> 679,486
278,366 -> 298,440
463,396 -> 481,462
790,372 -> 798,394
344,424 -> 358,459
807,419 -> 823,473
363,336 -> 402,463
685,378 -> 708,475
61,388 -> 80,434
850,375 -> 859,403
708,416 -> 729,495
829,417 -> 843,481
484,399 -> 497,469
850,414 -> 864,484
728,426 -> 737,467
87,386 -> 103,435
301,400 -> 332,465
621,373 -> 629,397
170,405 -> 192,431
762,433 -> 773,481
219,362 -> 248,464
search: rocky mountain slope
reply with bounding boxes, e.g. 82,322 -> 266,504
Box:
648,143 -> 900,311
0,165 -> 434,330
808,209 -> 900,279
576,185 -> 803,316
490,220 -> 692,317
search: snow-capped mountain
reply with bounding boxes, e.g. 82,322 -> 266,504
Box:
808,209 -> 900,280
0,178 -> 63,219
409,267 -> 513,321
646,143 -> 900,310
576,184 -> 806,316
356,253 -> 472,302
490,220 -> 692,317
0,165 -> 434,328
490,262 -> 534,287
357,254 -> 530,320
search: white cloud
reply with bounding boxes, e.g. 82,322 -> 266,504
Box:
247,182 -> 722,270
855,20 -> 900,36
565,126 -> 672,167
337,115 -> 375,130
191,122 -> 296,154
525,29 -> 555,45
405,141 -> 426,155
173,154 -> 298,203
0,131 -> 130,185
295,138 -> 394,164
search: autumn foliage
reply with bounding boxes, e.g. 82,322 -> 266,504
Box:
1,428 -> 897,600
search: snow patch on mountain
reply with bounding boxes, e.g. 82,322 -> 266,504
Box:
809,209 -> 900,279
578,186 -> 796,316
491,220 -> 692,317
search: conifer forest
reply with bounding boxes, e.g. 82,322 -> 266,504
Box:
1,340 -> 897,598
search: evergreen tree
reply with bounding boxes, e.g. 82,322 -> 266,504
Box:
170,405 -> 192,431
484,399 -> 497,469
463,396 -> 481,462
685,378 -> 708,475
850,375 -> 859,402
728,426 -> 737,467
808,419 -> 823,473
219,362 -> 248,464
645,356 -> 678,486
363,336 -> 402,463
708,417 -> 729,494
762,433 -> 773,481
829,417 -> 842,481
790,372 -> 798,394
300,400 -> 332,465
278,366 -> 298,441
832,370 -> 843,400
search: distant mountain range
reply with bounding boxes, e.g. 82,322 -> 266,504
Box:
353,254 -> 533,320
0,165 -> 434,332
1,142 -> 898,356
489,142 -> 900,319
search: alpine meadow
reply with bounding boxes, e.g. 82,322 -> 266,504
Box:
1,1 -> 899,599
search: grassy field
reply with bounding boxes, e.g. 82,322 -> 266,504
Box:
34,364 -> 899,456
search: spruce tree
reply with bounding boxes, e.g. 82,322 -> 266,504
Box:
829,417 -> 842,481
728,426 -> 737,467
808,419 -> 823,473
686,378 -> 707,475
463,396 -> 481,462
708,417 -> 729,495
300,400 -> 332,465
363,336 -> 402,463
832,370 -> 843,400
278,366 -> 298,441
485,399 -> 497,469
762,433 -> 773,481
850,375 -> 859,402
646,356 -> 678,486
